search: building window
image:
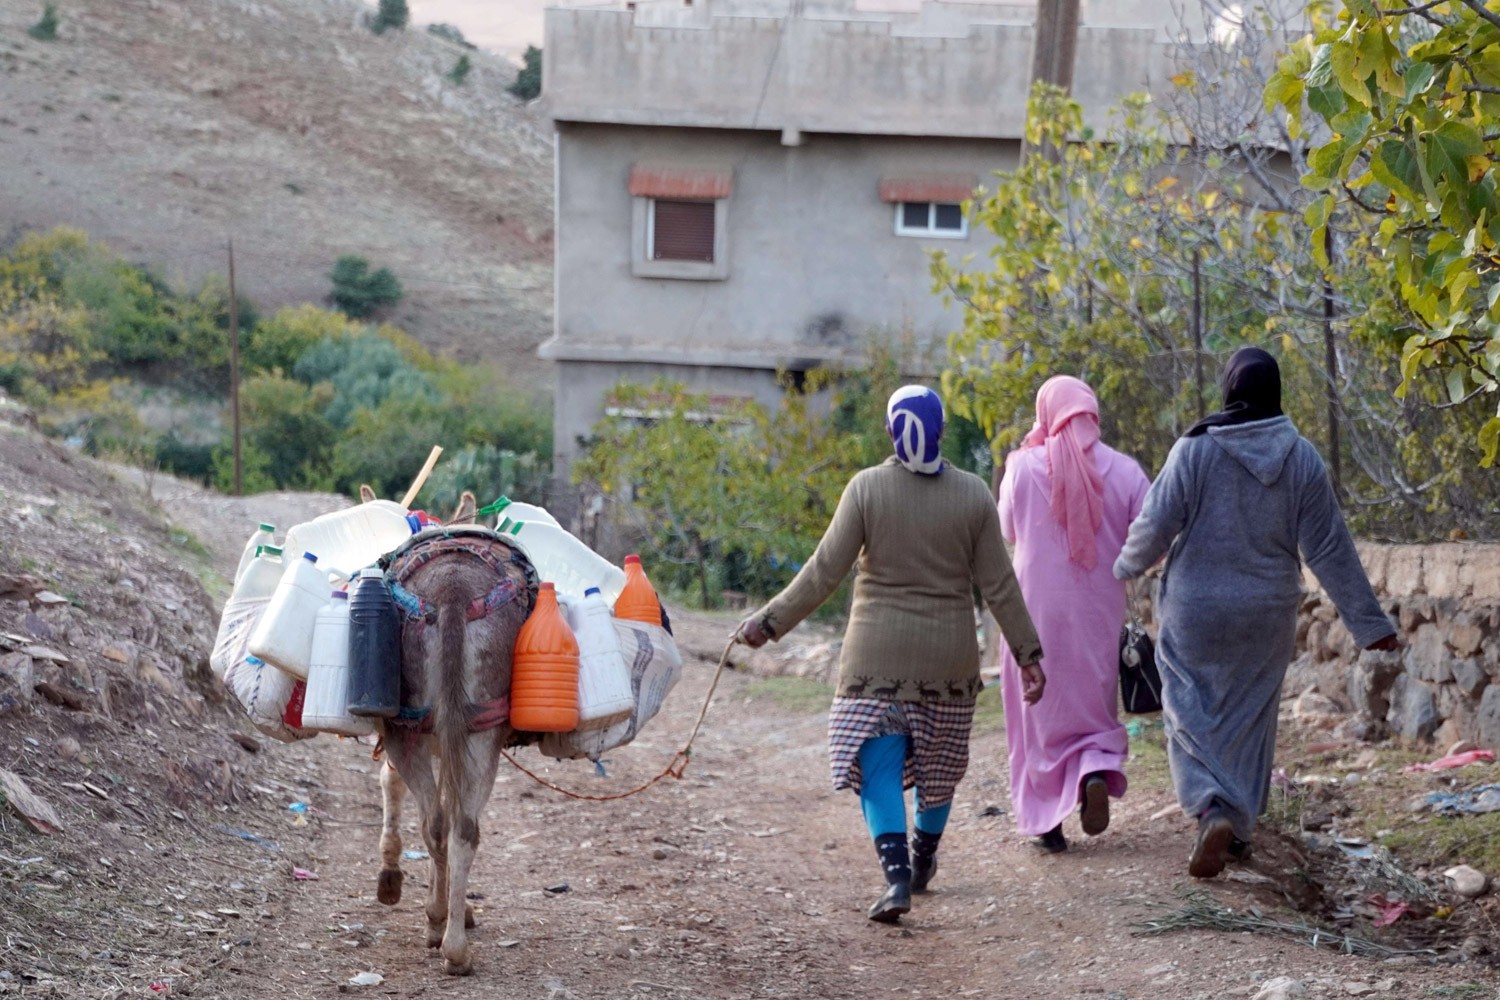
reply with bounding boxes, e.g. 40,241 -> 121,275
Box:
894,201 -> 968,239
649,199 -> 716,263
629,164 -> 732,280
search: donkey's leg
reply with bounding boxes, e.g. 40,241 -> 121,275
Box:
376,760 -> 407,905
392,737 -> 449,948
441,732 -> 502,976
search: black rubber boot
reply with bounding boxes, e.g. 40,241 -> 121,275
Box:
868,882 -> 912,923
869,833 -> 913,923
910,828 -> 941,893
1033,824 -> 1067,854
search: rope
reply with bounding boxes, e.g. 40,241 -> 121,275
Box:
496,635 -> 738,802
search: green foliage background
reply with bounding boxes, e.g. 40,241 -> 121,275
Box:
0,228 -> 550,508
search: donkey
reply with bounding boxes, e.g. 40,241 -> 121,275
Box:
367,491 -> 534,975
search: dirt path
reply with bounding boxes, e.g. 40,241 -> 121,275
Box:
126,483 -> 1487,1000
178,617 -> 1482,1000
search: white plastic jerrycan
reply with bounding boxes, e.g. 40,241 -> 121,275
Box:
300,591 -> 374,736
491,497 -> 561,529
248,552 -> 328,680
211,545 -> 285,683
508,521 -> 626,602
568,587 -> 635,730
282,500 -> 415,581
235,523 -> 277,585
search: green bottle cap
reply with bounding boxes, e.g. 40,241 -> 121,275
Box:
258,522 -> 276,533
262,545 -> 284,557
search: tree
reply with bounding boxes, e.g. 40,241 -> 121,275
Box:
447,54 -> 472,86
28,3 -> 58,42
509,46 -> 542,101
370,0 -> 409,35
1267,0 -> 1500,466
328,256 -> 403,319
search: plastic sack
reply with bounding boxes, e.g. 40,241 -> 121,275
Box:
224,654 -> 312,743
539,619 -> 682,761
210,595 -> 270,681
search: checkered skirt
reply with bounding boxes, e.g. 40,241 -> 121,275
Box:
828,697 -> 977,812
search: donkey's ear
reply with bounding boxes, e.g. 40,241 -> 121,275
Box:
359,484 -> 378,504
451,490 -> 477,524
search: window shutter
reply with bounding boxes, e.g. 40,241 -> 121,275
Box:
652,200 -> 716,262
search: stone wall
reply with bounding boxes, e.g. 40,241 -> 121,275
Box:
1288,543 -> 1500,747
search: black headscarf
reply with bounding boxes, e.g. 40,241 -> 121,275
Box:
1183,347 -> 1284,438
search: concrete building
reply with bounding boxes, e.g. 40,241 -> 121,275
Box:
539,0 -> 1253,481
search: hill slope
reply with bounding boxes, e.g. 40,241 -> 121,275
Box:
0,0 -> 554,382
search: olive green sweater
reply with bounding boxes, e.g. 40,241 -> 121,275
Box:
756,458 -> 1043,702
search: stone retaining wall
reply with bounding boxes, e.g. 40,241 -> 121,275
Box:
1288,542 -> 1500,747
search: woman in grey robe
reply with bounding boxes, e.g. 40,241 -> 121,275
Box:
1113,348 -> 1398,878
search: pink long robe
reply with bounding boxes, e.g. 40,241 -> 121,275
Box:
998,442 -> 1151,836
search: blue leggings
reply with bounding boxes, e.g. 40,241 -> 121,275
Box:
857,734 -> 952,839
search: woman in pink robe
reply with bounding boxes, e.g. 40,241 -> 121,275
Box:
998,376 -> 1151,852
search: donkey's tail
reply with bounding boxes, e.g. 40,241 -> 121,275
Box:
435,598 -> 469,837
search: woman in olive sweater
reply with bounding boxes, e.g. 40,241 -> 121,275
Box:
738,386 -> 1044,923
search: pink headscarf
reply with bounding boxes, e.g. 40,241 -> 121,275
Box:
1019,375 -> 1104,570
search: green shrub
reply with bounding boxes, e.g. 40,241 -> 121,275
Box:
155,433 -> 216,483
446,54 -> 472,86
243,304 -> 361,376
238,373 -> 336,490
328,256 -> 403,320
28,3 -> 58,41
419,443 -> 546,515
508,46 -> 541,100
370,0 -> 408,34
211,441 -> 276,495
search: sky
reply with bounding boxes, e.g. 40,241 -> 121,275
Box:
412,0 -> 546,61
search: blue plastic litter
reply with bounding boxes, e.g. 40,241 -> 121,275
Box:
287,802 -> 310,813
1426,784 -> 1500,815
214,825 -> 282,851
402,849 -> 429,861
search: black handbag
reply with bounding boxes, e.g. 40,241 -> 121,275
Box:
1119,581 -> 1163,714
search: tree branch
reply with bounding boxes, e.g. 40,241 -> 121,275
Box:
1458,0 -> 1500,33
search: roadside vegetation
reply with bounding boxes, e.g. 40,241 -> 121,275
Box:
0,227 -> 550,507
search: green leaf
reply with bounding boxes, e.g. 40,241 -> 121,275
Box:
1404,60 -> 1437,102
1426,121 -> 1485,187
1371,139 -> 1423,204
1446,366 -> 1469,404
1480,416 -> 1500,468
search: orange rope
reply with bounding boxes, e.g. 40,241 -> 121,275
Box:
496,635 -> 737,802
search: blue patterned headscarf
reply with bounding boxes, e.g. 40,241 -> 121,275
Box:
886,385 -> 945,476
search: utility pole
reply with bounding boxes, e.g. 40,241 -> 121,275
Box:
1021,0 -> 1083,162
1323,226 -> 1342,500
228,238 -> 243,497
1192,248 -> 1205,420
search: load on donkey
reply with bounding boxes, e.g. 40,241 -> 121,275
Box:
209,451 -> 684,977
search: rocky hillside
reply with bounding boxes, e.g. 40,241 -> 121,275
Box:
0,0 -> 554,383
0,393 -> 347,996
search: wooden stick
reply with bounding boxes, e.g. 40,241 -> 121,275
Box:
399,446 -> 443,508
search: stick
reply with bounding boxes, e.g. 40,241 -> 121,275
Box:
399,446 -> 443,508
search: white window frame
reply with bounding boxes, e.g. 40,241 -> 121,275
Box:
632,196 -> 730,280
893,201 -> 969,240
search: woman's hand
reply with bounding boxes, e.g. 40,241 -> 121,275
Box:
1020,662 -> 1046,704
1366,633 -> 1400,653
734,615 -> 770,649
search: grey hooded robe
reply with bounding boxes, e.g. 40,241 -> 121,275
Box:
1113,417 -> 1394,839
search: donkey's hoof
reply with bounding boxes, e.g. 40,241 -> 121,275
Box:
443,958 -> 473,977
427,928 -> 444,949
376,869 -> 403,906
465,905 -> 477,930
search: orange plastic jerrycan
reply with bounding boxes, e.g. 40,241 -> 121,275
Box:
613,554 -> 663,626
510,582 -> 581,733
